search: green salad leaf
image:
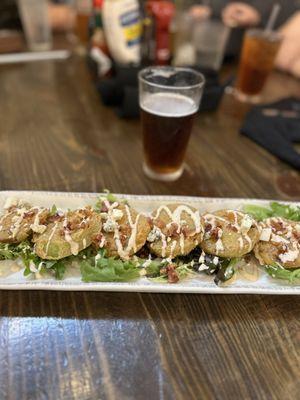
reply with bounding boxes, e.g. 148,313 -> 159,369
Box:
0,241 -> 32,260
144,259 -> 164,277
214,257 -> 240,285
265,264 -> 300,283
244,202 -> 300,221
49,204 -> 58,216
80,250 -> 140,282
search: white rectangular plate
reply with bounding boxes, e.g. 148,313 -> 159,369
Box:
0,191 -> 299,295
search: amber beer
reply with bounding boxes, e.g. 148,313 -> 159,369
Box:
75,0 -> 92,44
141,93 -> 197,179
236,29 -> 282,100
139,67 -> 204,181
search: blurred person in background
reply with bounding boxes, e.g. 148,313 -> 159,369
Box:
188,0 -> 300,77
0,0 -> 75,33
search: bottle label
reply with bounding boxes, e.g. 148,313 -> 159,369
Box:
120,10 -> 141,47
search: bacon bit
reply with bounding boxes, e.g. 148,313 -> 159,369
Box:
120,224 -> 131,236
167,223 -> 179,238
182,226 -> 192,238
92,233 -> 104,246
293,231 -> 300,241
166,264 -> 179,284
210,227 -> 221,240
277,244 -> 288,254
147,217 -> 154,229
48,214 -> 63,223
229,224 -> 238,232
24,210 -> 36,218
205,223 -> 212,232
100,204 -> 109,213
120,234 -> 127,246
271,220 -> 284,232
155,219 -> 165,230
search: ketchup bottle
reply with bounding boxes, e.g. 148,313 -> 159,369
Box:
146,0 -> 175,65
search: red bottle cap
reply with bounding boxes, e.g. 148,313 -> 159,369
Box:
93,0 -> 103,8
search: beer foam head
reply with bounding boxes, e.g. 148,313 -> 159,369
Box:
141,93 -> 198,118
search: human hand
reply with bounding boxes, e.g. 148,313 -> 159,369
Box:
222,2 -> 261,27
275,12 -> 300,78
189,5 -> 212,21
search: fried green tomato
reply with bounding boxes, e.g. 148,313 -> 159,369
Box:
254,217 -> 300,269
94,201 -> 151,259
200,210 -> 260,258
147,203 -> 203,259
0,200 -> 49,244
34,207 -> 102,260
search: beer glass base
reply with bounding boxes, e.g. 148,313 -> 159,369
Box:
143,163 -> 183,182
29,42 -> 52,52
233,88 -> 261,104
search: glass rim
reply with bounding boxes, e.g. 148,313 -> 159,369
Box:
138,66 -> 205,91
246,28 -> 282,41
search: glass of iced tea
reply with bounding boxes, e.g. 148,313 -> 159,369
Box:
139,67 -> 205,181
235,29 -> 282,102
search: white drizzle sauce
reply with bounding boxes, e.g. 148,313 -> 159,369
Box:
63,217 -> 80,256
103,202 -> 144,259
45,222 -> 58,254
152,205 -> 202,256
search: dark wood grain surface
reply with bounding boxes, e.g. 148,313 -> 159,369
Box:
0,54 -> 299,400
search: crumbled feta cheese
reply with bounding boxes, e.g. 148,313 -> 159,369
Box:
240,215 -> 253,233
147,227 -> 161,242
103,219 -> 117,232
30,223 -> 47,234
198,264 -> 209,271
260,228 -> 272,241
198,251 -> 205,264
212,256 -> 219,265
112,208 -> 123,221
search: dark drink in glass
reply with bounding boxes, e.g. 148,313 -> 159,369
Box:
139,67 -> 205,181
236,29 -> 282,102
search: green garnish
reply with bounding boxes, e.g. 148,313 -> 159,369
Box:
214,258 -> 240,285
80,250 -> 140,282
244,202 -> 300,221
49,204 -> 58,216
144,259 -> 164,277
0,241 -> 32,260
265,264 -> 300,283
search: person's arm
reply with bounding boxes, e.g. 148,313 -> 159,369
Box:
48,3 -> 75,32
275,11 -> 300,78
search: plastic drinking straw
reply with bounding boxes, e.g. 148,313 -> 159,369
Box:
265,3 -> 281,33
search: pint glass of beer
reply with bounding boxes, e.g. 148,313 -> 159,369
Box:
139,67 -> 205,181
235,29 -> 282,102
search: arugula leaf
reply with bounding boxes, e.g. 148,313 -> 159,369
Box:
49,204 -> 58,216
0,241 -> 32,260
52,261 -> 66,280
243,205 -> 273,221
80,251 -> 140,282
145,259 -> 164,277
243,202 -> 300,221
265,264 -> 300,283
214,258 -> 240,285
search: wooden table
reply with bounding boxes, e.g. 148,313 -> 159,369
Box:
0,55 -> 299,400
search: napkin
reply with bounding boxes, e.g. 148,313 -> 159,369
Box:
240,97 -> 300,169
